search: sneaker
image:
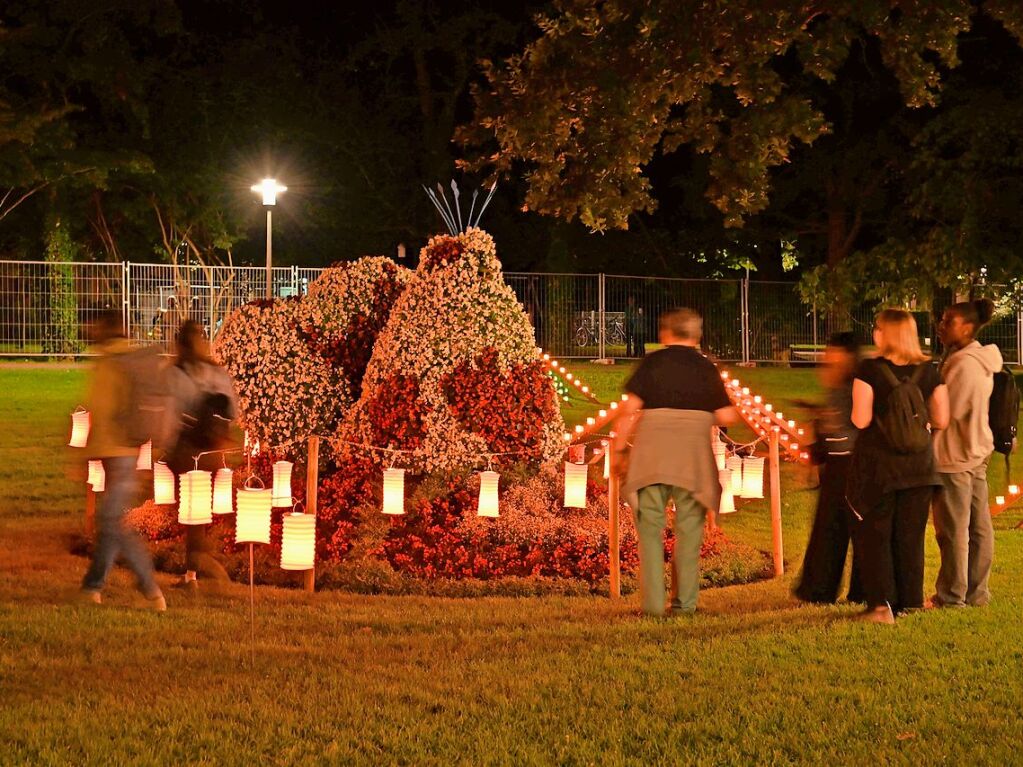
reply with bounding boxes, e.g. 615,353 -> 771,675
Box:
853,605 -> 895,624
80,589 -> 102,605
148,593 -> 167,612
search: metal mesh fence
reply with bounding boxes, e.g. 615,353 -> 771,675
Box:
1,259 -> 1020,364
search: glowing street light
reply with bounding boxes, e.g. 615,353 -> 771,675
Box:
251,178 -> 287,298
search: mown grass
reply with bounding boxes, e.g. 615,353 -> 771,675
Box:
1,363 -> 1021,765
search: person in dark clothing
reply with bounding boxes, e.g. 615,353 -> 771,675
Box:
624,296 -> 643,357
794,332 -> 864,604
848,309 -> 949,623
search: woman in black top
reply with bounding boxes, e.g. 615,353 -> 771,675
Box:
849,309 -> 948,623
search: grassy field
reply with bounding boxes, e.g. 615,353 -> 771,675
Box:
1,362 -> 1021,765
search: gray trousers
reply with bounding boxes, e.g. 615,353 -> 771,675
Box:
933,459 -> 994,607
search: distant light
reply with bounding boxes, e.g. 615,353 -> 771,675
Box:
252,178 -> 287,206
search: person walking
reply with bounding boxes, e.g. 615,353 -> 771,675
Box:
794,332 -> 864,604
80,311 -> 166,610
613,308 -> 737,616
165,320 -> 238,590
932,299 -> 1001,607
848,309 -> 949,623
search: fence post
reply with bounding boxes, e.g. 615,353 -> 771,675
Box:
741,275 -> 751,364
122,262 -> 131,339
769,430 -> 784,576
304,436 -> 319,593
598,274 -> 606,360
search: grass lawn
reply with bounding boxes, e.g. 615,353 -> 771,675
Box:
1,362 -> 1021,765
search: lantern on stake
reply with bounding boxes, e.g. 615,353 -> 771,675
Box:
178,470 -> 213,525
69,408 -> 90,448
235,478 -> 272,545
272,461 -> 293,507
280,508 -> 316,570
477,471 -> 500,517
719,469 -> 736,514
136,440 -> 153,471
740,457 -> 765,499
87,460 -> 105,492
564,461 -> 588,508
382,468 -> 405,515
153,461 -> 175,504
213,468 -> 234,515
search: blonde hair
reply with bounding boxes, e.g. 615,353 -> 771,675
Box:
659,308 -> 702,342
875,308 -> 929,365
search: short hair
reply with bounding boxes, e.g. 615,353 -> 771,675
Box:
875,308 -> 928,364
827,331 -> 860,358
659,308 -> 702,342
946,298 -> 995,330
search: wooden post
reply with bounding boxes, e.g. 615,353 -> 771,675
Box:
85,485 -> 96,540
769,429 -> 784,576
303,436 -> 319,593
607,447 -> 621,599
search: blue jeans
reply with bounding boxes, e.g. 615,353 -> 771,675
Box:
82,456 -> 160,598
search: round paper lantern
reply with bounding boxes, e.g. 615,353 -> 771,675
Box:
69,409 -> 90,448
477,471 -> 500,517
280,512 -> 316,570
213,468 -> 234,515
136,440 -> 153,471
87,460 -> 105,492
235,485 -> 272,544
719,469 -> 736,514
178,470 -> 213,525
563,461 -> 588,508
272,461 -> 294,508
153,461 -> 176,504
740,457 -> 765,499
382,469 -> 405,515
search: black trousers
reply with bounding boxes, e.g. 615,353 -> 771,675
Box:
795,455 -> 863,603
853,486 -> 933,612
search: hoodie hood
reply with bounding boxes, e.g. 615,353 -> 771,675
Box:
953,341 -> 1003,375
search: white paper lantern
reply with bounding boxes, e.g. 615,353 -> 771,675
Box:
213,468 -> 234,515
69,409 -> 90,448
740,457 -> 765,499
272,461 -> 293,508
602,440 -> 611,480
178,470 -> 213,525
725,455 -> 743,489
235,486 -> 272,544
719,469 -> 735,514
136,440 -> 153,471
153,461 -> 176,504
87,460 -> 105,492
712,439 -> 727,471
564,461 -> 588,508
477,471 -> 500,517
280,512 -> 316,570
996,495 -> 1006,505
1010,484 -> 1020,495
383,469 -> 405,515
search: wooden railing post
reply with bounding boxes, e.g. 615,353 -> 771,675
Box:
304,436 -> 319,593
769,430 -> 784,576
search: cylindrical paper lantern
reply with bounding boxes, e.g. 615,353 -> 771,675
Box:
235,486 -> 272,544
69,409 -> 90,448
87,460 -> 105,492
213,468 -> 234,515
153,461 -> 176,504
272,461 -> 294,508
564,461 -> 588,508
719,469 -> 735,514
712,439 -> 727,471
382,469 -> 405,515
178,470 -> 213,525
136,440 -> 153,471
477,471 -> 500,517
740,457 -> 765,499
1010,484 -> 1020,495
280,512 -> 316,570
996,495 -> 1006,505
725,455 -> 743,488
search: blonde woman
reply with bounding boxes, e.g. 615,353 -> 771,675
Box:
848,309 -> 949,623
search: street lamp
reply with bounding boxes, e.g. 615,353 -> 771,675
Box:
251,178 -> 287,298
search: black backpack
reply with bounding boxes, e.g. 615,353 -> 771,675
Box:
989,366 -> 1019,456
877,363 -> 931,454
167,382 -> 233,475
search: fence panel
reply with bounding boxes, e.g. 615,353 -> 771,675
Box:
0,261 -> 123,356
503,273 -> 601,358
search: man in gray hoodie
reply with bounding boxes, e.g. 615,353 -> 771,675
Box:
932,299 -> 1002,607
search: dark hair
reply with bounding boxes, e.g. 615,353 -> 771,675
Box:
827,331 -> 860,358
90,309 -> 125,342
947,298 -> 995,330
175,320 -> 212,366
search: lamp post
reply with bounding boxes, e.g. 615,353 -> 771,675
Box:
251,178 -> 287,299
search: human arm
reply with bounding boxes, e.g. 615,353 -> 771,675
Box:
714,405 -> 738,426
928,383 -> 950,431
851,378 -> 874,429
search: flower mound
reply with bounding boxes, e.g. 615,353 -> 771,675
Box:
343,228 -> 565,472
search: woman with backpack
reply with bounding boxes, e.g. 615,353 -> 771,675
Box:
166,320 -> 239,590
932,299 -> 1002,608
848,309 -> 949,623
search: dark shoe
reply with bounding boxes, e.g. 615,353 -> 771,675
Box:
853,605 -> 895,624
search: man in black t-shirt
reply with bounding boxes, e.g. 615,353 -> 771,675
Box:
613,308 -> 736,616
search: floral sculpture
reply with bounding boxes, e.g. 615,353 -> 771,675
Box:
342,227 -> 565,472
213,258 -> 411,449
